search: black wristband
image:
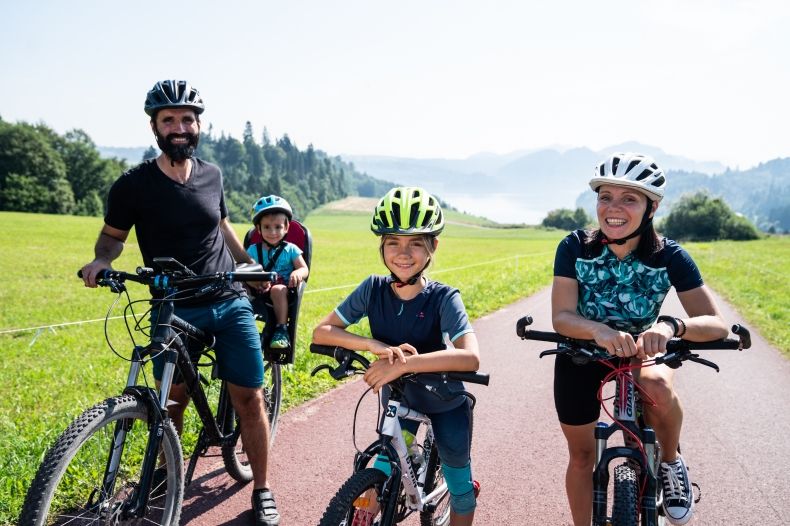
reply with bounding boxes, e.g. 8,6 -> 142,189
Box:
657,315 -> 680,337
676,317 -> 687,337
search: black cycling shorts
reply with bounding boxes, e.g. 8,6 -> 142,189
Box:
553,354 -> 624,426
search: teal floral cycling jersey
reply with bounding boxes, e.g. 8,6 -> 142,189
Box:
554,230 -> 703,333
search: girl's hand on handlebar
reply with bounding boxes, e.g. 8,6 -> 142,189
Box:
636,322 -> 674,358
592,325 -> 641,359
364,358 -> 407,393
368,341 -> 417,365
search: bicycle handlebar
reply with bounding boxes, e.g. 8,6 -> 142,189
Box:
78,266 -> 277,291
516,315 -> 752,371
309,343 -> 490,386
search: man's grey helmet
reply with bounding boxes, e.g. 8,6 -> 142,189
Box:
144,80 -> 205,117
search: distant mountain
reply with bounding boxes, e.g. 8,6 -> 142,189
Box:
344,142 -> 728,224
97,146 -> 149,164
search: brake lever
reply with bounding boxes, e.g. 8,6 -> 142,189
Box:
539,349 -> 562,359
99,278 -> 126,294
687,355 -> 720,372
310,364 -> 333,377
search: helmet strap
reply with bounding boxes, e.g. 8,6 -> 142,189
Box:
389,259 -> 430,288
601,199 -> 654,246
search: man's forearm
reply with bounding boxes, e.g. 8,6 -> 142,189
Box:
95,232 -> 125,263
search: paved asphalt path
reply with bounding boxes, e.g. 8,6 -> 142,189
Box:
180,287 -> 790,525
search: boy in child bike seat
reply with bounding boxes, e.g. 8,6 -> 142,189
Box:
551,152 -> 728,526
79,80 -> 280,526
247,195 -> 309,349
313,187 -> 481,526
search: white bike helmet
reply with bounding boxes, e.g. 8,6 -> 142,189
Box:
590,153 -> 666,201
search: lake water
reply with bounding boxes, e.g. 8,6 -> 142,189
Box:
442,192 -> 579,225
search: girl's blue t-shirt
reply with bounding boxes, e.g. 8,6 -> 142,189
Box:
554,230 -> 703,333
335,275 -> 474,413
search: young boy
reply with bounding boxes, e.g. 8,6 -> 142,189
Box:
248,195 -> 309,349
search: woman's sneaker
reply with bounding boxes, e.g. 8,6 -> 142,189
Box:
660,455 -> 693,525
269,327 -> 290,349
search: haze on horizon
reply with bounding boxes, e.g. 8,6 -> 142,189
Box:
2,0 -> 788,170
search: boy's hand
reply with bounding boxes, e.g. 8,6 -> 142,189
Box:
288,272 -> 303,288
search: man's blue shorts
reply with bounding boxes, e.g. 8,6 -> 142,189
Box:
151,296 -> 264,388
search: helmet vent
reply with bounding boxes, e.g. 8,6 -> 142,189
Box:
626,160 -> 641,173
635,169 -> 653,181
651,176 -> 666,188
611,157 -> 621,173
392,203 -> 402,226
409,203 -> 420,227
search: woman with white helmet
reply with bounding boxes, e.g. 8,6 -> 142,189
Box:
551,153 -> 728,525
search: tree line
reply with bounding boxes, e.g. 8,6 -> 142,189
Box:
542,192 -> 761,241
0,117 -> 394,222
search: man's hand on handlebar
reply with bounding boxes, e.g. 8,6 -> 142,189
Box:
80,260 -> 112,288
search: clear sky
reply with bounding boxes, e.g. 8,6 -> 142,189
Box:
2,0 -> 787,169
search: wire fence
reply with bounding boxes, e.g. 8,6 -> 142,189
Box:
1,252 -> 551,345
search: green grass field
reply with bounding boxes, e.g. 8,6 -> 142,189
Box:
0,210 -> 786,523
0,210 -> 560,522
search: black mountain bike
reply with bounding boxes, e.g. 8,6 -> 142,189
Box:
310,343 -> 489,526
20,258 -> 279,526
516,315 -> 751,526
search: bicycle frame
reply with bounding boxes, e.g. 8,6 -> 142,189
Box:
353,391 -> 444,522
592,367 -> 661,526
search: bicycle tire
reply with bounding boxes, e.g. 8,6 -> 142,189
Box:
612,463 -> 639,526
420,437 -> 451,526
19,394 -> 183,526
318,468 -> 390,526
220,363 -> 281,483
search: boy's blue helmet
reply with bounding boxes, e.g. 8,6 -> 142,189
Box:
251,195 -> 293,225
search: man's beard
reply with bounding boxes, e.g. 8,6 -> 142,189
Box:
155,131 -> 199,163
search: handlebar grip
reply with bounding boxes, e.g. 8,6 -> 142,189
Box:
732,324 -> 752,349
447,371 -> 490,386
232,271 -> 277,282
310,343 -> 345,359
77,269 -> 111,280
516,315 -> 534,338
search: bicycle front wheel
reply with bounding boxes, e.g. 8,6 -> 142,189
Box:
612,463 -> 639,526
318,468 -> 391,526
420,439 -> 451,526
19,394 -> 183,526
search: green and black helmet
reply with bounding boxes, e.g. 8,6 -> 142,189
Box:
144,80 -> 205,117
370,187 -> 445,236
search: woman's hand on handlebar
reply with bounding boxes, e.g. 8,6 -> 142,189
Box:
636,322 -> 675,358
367,340 -> 417,365
364,358 -> 408,393
591,325 -> 642,360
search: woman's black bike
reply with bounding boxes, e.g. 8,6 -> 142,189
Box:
310,343 -> 489,526
516,315 -> 751,526
20,258 -> 279,526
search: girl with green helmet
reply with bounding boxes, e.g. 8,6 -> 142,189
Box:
314,187 -> 481,525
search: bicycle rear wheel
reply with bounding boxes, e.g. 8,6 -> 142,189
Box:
19,394 -> 183,526
318,468 -> 391,526
220,363 -> 281,483
420,436 -> 451,526
612,463 -> 639,526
